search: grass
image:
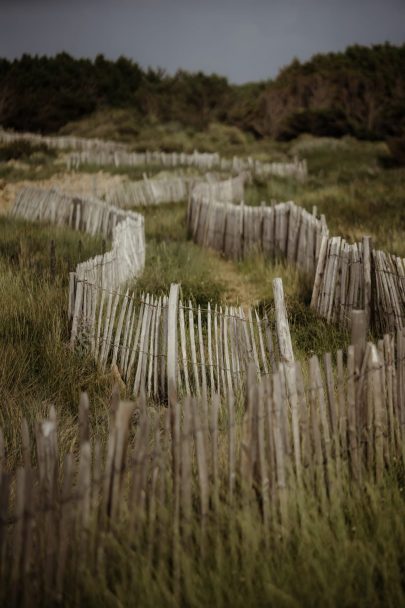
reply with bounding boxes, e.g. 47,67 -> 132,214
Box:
237,252 -> 349,358
0,131 -> 404,606
244,137 -> 405,257
0,158 -> 61,182
60,108 -> 289,158
0,140 -> 62,182
0,218 -> 113,463
72,162 -> 170,183
135,240 -> 226,305
0,134 -> 400,411
128,201 -> 225,304
71,473 -> 405,608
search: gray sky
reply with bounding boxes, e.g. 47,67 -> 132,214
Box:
0,0 -> 404,83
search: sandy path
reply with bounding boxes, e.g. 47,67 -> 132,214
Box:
0,170 -> 126,213
210,254 -> 263,308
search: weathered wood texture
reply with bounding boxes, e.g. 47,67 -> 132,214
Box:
11,187 -> 145,290
311,235 -> 405,333
0,125 -> 127,152
69,149 -> 307,179
69,280 -> 294,401
188,195 -> 329,275
0,127 -> 308,178
0,328 -> 404,605
108,173 -> 246,207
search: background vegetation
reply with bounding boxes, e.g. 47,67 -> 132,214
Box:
1,43 -> 404,145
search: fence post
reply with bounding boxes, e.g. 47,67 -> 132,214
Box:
273,278 -> 294,364
362,236 -> 372,326
167,283 -> 180,405
351,309 -> 367,371
68,272 -> 76,321
70,280 -> 84,348
310,234 -> 328,309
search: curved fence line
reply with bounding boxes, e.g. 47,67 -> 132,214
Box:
11,187 -> 143,240
68,148 -> 307,179
69,279 -> 294,401
108,173 -> 246,207
0,126 -> 126,153
10,184 -> 145,312
191,172 -> 247,203
9,186 -> 295,401
187,195 -> 328,276
311,235 -> 405,332
0,126 -> 307,179
187,193 -> 405,334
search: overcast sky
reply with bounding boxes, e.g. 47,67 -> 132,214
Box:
0,0 -> 404,83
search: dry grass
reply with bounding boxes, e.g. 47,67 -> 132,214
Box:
0,132 -> 404,606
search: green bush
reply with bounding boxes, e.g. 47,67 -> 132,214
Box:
0,140 -> 55,162
278,108 -> 354,140
2,44 -> 404,140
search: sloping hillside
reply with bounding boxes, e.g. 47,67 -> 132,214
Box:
0,44 -> 404,141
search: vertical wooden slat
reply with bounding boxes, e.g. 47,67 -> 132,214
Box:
207,302 -> 215,397
167,284 -> 180,404
347,345 -> 360,482
179,301 -> 190,396
198,305 -> 208,401
273,278 -> 294,364
272,372 -> 288,527
188,300 -> 201,398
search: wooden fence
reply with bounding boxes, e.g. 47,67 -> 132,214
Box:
0,126 -> 126,153
311,235 -> 405,333
0,326 -> 404,604
11,187 -> 143,240
0,126 -> 308,179
187,195 -> 329,276
69,280 -> 294,401
107,173 -> 246,208
191,173 -> 246,203
68,148 -> 307,179
11,187 -> 146,292
9,187 -> 295,403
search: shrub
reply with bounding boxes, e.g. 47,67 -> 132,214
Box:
277,108 -> 354,141
0,140 -> 55,161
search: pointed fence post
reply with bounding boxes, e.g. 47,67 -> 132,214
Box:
167,283 -> 180,405
273,278 -> 294,364
362,236 -> 372,327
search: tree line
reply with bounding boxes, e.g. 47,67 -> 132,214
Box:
0,43 -> 404,141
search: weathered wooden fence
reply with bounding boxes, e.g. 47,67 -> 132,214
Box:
0,125 -> 126,153
70,280 -> 294,401
108,174 -> 189,207
0,326 -> 404,605
311,235 -> 405,333
191,172 -> 247,202
187,196 -> 329,275
69,148 -> 307,179
11,187 -> 143,240
0,127 -> 308,179
10,188 -> 295,403
188,196 -> 404,335
11,187 -> 146,291
107,173 -> 246,208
